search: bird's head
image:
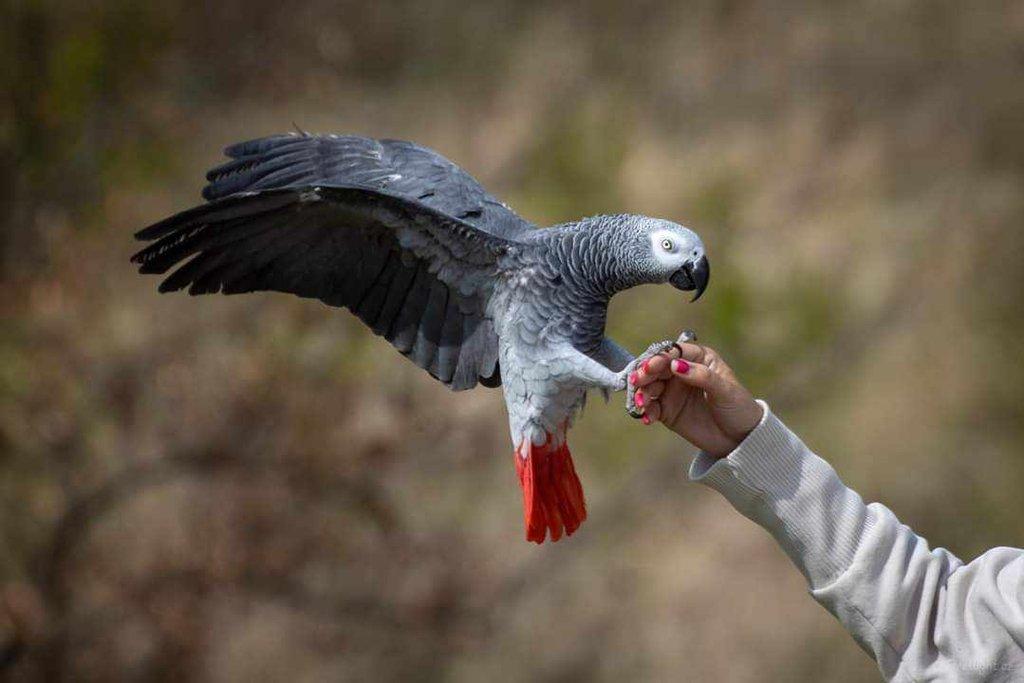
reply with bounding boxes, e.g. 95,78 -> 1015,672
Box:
639,220 -> 710,301
550,215 -> 710,300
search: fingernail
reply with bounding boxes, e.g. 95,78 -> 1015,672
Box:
641,359 -> 650,372
628,371 -> 638,385
641,414 -> 651,425
634,392 -> 645,408
672,359 -> 690,374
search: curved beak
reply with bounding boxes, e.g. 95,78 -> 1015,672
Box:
669,255 -> 711,302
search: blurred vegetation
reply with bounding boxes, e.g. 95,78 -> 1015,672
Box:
2,0 -> 1023,680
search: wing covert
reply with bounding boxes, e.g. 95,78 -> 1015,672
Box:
202,133 -> 535,240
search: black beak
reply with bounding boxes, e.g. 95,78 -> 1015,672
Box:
669,255 -> 710,302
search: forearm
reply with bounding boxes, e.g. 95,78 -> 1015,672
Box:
689,402 -> 870,587
689,402 -> 1024,682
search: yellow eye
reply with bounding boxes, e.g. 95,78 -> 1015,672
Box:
661,239 -> 674,251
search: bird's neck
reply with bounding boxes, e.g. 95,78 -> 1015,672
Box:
546,217 -> 644,301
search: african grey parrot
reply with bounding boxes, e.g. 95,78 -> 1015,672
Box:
132,133 -> 710,543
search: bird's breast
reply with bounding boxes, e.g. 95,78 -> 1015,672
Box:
499,349 -> 590,447
495,275 -> 607,352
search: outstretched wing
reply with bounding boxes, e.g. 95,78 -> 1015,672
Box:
202,133 -> 535,240
132,186 -> 518,390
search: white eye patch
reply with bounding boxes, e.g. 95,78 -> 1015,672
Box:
650,229 -> 689,268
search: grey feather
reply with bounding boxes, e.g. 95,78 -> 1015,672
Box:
133,186 -> 513,390
410,279 -> 448,370
387,263 -> 434,354
434,293 -> 464,384
202,133 -> 535,240
371,261 -> 418,336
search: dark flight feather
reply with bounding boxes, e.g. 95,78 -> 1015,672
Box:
133,186 -> 515,390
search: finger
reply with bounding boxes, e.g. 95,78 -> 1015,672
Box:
642,380 -> 666,401
633,388 -> 647,414
670,358 -> 729,397
641,399 -> 662,425
676,343 -> 708,363
633,379 -> 665,413
662,344 -> 683,360
635,354 -> 673,385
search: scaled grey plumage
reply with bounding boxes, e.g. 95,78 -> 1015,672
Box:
132,132 -> 710,543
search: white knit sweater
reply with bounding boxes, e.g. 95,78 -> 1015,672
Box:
690,401 -> 1024,682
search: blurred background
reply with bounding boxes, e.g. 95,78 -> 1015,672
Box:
3,1 -> 1023,680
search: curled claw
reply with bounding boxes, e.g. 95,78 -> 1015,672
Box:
623,329 -> 699,419
663,329 -> 697,358
622,361 -> 643,418
677,329 -> 697,345
622,340 -> 671,418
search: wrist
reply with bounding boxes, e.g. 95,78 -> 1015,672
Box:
706,400 -> 765,460
728,399 -> 764,443
670,422 -> 739,460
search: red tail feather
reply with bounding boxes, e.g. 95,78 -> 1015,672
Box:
514,435 -> 587,543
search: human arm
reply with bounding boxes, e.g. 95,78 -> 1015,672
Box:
632,344 -> 1024,682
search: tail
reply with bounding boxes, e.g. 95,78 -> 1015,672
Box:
514,434 -> 588,543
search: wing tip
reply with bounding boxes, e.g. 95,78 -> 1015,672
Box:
156,278 -> 182,294
134,222 -> 166,241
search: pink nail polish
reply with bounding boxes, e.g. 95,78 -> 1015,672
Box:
628,371 -> 638,385
641,414 -> 651,425
673,359 -> 690,374
635,392 -> 645,408
640,359 -> 650,372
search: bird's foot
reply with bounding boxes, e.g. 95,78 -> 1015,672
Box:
624,329 -> 698,419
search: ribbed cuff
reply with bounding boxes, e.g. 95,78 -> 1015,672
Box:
688,401 -> 872,588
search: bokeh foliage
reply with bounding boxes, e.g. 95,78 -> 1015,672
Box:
2,1 -> 1023,680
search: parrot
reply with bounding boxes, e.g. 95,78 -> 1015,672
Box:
131,133 -> 710,543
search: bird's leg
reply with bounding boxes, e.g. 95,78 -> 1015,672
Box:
623,329 -> 697,418
566,347 -> 635,393
589,338 -> 635,401
590,338 -> 634,373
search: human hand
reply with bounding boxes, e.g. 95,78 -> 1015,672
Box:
630,342 -> 763,459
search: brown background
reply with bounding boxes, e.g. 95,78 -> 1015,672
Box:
3,1 -> 1024,680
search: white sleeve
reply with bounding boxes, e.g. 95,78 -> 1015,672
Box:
689,401 -> 1024,682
